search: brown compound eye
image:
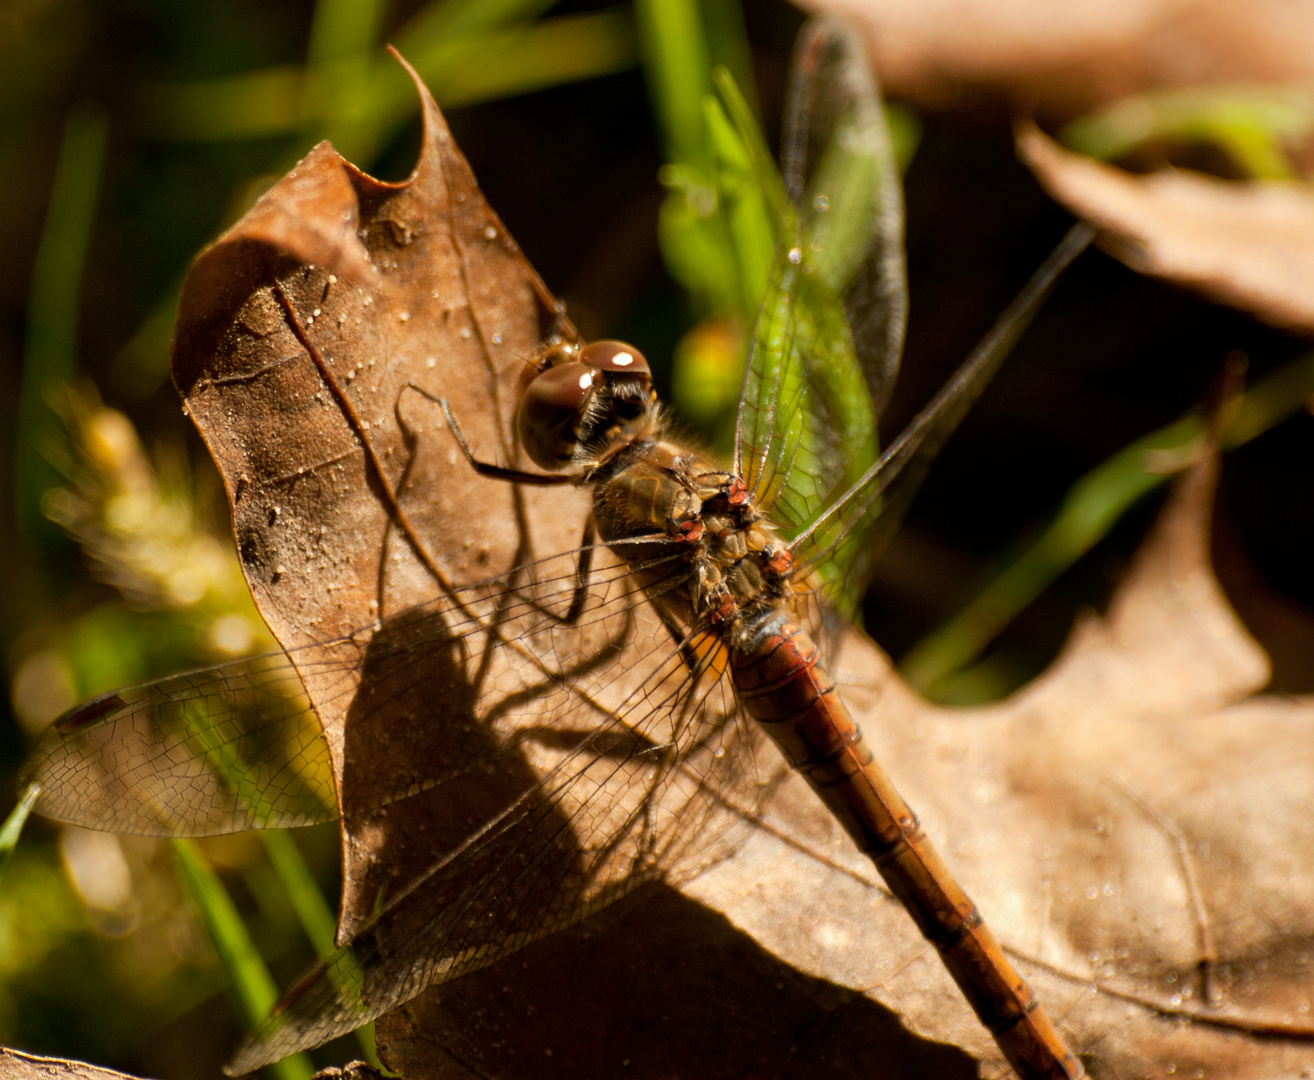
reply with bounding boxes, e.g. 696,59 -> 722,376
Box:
517,361 -> 596,470
578,340 -> 650,377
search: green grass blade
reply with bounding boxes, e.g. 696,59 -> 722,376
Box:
0,785 -> 40,886
700,0 -> 756,119
901,350 -> 1314,697
259,830 -> 382,1067
1061,85 -> 1314,180
172,839 -> 315,1080
308,0 -> 387,67
137,8 -> 637,145
404,8 -> 638,110
634,0 -> 713,171
134,67 -> 307,141
664,74 -> 781,434
259,832 -> 336,957
16,101 -> 108,543
713,66 -> 786,223
303,0 -> 390,149
704,91 -> 775,314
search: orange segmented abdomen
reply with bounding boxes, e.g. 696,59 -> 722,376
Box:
732,617 -> 1083,1080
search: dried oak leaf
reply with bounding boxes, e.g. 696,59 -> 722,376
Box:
0,1050 -> 148,1080
171,60 -> 1314,1080
170,53 -> 590,950
1019,124 -> 1314,332
804,0 -> 1314,116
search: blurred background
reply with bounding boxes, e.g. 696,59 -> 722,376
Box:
2,0 -> 1313,1076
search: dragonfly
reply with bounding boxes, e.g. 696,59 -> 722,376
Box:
20,18 -> 1093,1080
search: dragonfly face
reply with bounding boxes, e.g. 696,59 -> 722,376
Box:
516,339 -> 659,471
17,17 -> 1093,1080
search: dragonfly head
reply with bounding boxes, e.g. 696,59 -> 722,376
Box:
517,339 -> 657,470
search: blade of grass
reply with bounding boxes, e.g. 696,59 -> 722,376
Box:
308,0 -> 388,67
0,786 -> 41,886
395,0 -> 562,47
137,8 -> 637,145
407,8 -> 638,110
173,839 -> 315,1080
900,350 -> 1314,697
713,66 -> 786,223
16,101 -> 107,545
701,0 -> 756,120
134,66 -> 307,142
704,91 -> 775,313
635,0 -> 713,171
259,832 -> 336,956
1060,86 -> 1314,180
260,830 -> 381,1067
303,0 -> 389,151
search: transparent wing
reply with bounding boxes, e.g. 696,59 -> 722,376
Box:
21,537 -> 765,1069
735,17 -> 907,612
21,653 -> 336,835
17,551 -> 621,836
789,222 -> 1097,595
226,584 -> 754,1073
20,543 -> 740,833
781,16 -> 907,421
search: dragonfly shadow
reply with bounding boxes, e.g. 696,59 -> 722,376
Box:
334,599 -> 586,946
378,880 -> 979,1080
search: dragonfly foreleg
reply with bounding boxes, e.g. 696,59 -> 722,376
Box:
562,517 -> 595,624
652,604 -> 705,682
511,515 -> 599,626
405,384 -> 575,487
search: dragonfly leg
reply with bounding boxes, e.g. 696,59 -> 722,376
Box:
652,605 -> 705,682
404,383 -> 575,486
560,517 -> 596,625
271,283 -> 462,605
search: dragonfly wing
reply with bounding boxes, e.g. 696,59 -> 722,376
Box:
735,18 -> 907,612
13,544 -> 694,839
789,221 -> 1098,598
20,652 -> 337,836
782,15 -> 907,420
226,568 -> 757,1072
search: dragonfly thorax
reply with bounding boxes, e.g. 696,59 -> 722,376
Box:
517,339 -> 658,471
591,435 -> 798,649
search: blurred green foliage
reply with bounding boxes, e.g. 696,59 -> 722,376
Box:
1061,85 -> 1314,181
901,349 -> 1314,701
653,20 -> 920,448
897,83 -> 1314,697
15,103 -> 107,548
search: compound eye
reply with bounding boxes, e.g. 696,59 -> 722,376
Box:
578,340 -> 650,377
517,361 -> 595,470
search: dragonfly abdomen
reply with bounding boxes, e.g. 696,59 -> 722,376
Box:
731,614 -> 1083,1080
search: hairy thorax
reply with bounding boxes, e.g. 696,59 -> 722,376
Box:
590,437 -> 799,650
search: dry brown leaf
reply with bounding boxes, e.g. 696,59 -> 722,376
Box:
171,55 -> 591,946
804,0 -> 1314,115
169,58 -> 1314,1080
1019,125 -> 1314,332
0,1049 -> 148,1080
